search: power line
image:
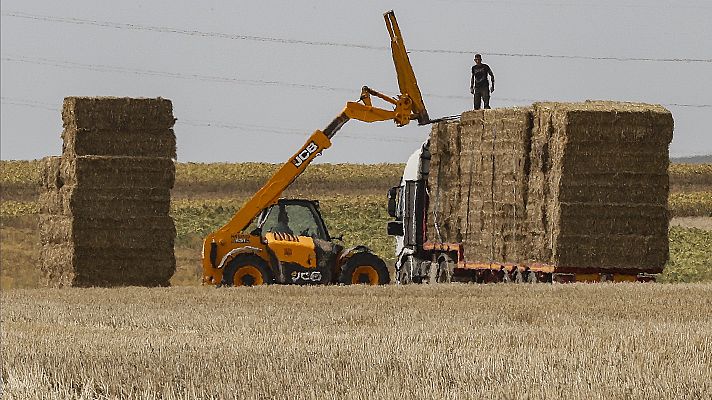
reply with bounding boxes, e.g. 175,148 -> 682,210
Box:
3,57 -> 710,109
1,56 -> 353,92
1,11 -> 386,51
0,97 -> 58,111
3,10 -> 711,63
177,120 -> 422,143
0,97 -> 425,143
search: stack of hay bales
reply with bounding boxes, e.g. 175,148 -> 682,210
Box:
527,101 -> 672,272
427,101 -> 673,274
39,97 -> 177,287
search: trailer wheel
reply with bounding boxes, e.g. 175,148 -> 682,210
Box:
426,261 -> 438,284
340,253 -> 390,285
221,255 -> 272,287
526,270 -> 538,283
436,256 -> 454,283
396,255 -> 414,284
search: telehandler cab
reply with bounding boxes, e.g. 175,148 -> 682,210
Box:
202,11 -> 430,286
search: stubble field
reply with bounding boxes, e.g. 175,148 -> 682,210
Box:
2,284 -> 711,399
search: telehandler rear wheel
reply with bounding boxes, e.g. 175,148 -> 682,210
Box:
340,253 -> 390,285
221,255 -> 272,287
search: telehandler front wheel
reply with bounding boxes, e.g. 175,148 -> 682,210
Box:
221,255 -> 272,287
339,253 -> 390,285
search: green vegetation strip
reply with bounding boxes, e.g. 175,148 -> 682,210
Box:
658,227 -> 712,283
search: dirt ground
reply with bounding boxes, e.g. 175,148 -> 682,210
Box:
670,217 -> 712,230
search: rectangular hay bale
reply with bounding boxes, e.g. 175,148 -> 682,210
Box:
62,128 -> 177,158
60,155 -> 176,189
62,97 -> 175,132
40,243 -> 175,287
38,186 -> 171,217
39,214 -> 175,249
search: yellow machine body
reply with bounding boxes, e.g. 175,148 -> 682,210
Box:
264,232 -> 317,269
201,11 -> 428,285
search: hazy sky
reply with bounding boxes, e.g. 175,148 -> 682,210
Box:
2,0 -> 711,163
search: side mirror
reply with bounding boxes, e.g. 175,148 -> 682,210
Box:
387,186 -> 400,218
387,221 -> 404,236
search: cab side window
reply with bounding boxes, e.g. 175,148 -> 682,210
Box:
260,203 -> 327,240
284,204 -> 326,239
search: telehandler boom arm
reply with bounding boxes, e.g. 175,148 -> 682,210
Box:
207,10 -> 429,246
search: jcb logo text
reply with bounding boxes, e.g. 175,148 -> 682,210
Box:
292,142 -> 319,167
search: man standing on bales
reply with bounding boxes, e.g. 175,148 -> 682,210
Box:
470,54 -> 495,110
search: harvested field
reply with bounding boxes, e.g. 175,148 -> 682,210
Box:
37,97 -> 177,287
669,191 -> 712,217
428,101 -> 674,274
670,163 -> 712,192
2,284 -> 711,399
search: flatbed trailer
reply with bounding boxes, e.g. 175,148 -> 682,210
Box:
423,241 -> 655,283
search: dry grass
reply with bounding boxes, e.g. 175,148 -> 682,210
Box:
1,284 -> 711,400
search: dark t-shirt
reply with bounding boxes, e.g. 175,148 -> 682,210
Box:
472,64 -> 493,88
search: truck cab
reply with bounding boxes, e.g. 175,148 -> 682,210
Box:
387,140 -> 460,284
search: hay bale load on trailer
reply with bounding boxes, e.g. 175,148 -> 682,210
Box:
423,101 -> 673,281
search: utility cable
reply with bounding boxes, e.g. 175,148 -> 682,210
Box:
3,56 -> 711,109
3,11 -> 711,63
1,56 -> 352,92
0,97 -> 425,144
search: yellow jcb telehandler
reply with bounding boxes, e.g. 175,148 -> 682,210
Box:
202,11 -> 430,286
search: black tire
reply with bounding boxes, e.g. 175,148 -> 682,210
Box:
339,252 -> 390,285
526,270 -> 538,284
220,254 -> 272,287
